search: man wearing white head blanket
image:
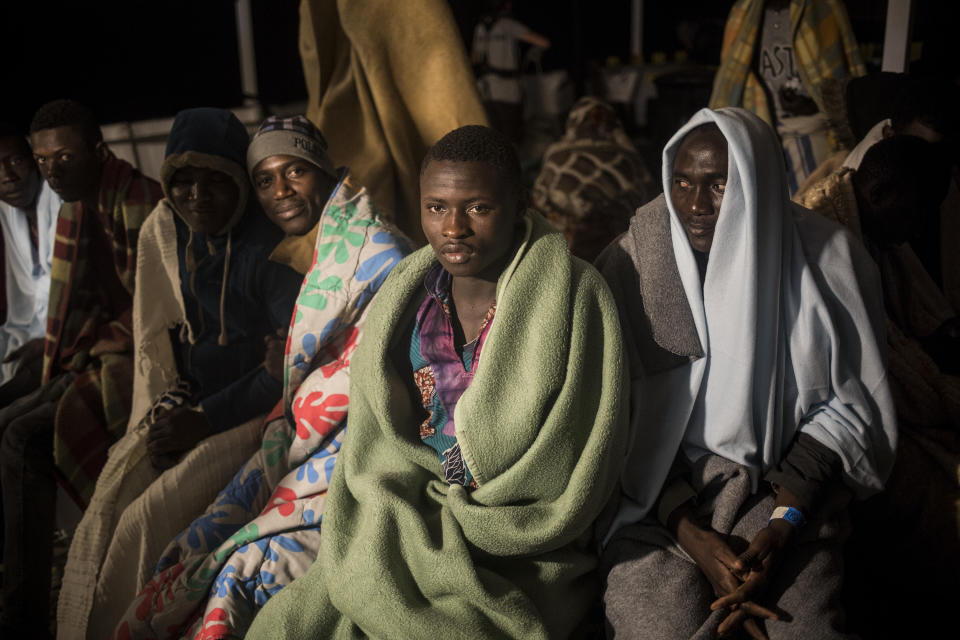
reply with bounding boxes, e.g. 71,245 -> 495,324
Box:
596,107 -> 896,639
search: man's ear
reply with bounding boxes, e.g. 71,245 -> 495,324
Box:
95,140 -> 109,164
881,124 -> 894,139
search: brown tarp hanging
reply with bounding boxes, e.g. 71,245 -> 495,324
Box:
299,0 -> 488,244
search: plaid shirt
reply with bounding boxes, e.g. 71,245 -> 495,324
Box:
42,152 -> 161,382
709,0 -> 865,151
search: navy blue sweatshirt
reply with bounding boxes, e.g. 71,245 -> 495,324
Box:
172,210 -> 300,432
161,108 -> 303,433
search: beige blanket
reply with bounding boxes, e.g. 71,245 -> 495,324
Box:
56,203 -> 266,638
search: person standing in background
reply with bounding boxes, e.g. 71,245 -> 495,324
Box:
472,0 -> 550,143
709,0 -> 865,194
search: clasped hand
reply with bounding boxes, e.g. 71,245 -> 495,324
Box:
263,328 -> 288,382
146,406 -> 214,471
3,337 -> 44,368
675,513 -> 792,639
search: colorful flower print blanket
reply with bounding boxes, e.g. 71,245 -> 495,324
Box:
111,181 -> 411,640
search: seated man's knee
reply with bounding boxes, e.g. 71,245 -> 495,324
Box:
0,403 -> 55,465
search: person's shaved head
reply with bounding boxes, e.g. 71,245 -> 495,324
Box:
421,125 -> 523,209
28,99 -> 106,203
29,99 -> 102,146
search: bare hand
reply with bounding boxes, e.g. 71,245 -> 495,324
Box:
710,519 -> 792,638
148,451 -> 183,472
669,504 -> 782,639
147,407 -> 214,470
264,328 -> 287,382
673,511 -> 743,598
923,318 -> 960,375
713,520 -> 792,606
937,317 -> 960,339
716,603 -> 779,639
3,338 -> 44,366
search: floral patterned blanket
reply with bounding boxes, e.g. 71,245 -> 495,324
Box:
113,180 -> 411,640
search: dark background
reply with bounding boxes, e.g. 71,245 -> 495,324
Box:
1,0 -> 957,129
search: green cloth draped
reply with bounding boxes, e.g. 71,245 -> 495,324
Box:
247,211 -> 629,639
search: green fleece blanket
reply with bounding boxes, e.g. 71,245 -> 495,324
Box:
246,211 -> 629,639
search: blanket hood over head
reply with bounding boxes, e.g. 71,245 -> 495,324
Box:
160,107 -> 250,236
602,107 -> 896,534
158,108 -> 260,347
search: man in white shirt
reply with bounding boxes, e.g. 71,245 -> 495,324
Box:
0,124 -> 61,405
471,0 -> 550,142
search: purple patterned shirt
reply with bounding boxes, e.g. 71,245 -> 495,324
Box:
408,263 -> 496,487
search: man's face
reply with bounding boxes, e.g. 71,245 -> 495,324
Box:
670,128 -> 728,254
30,126 -> 103,203
252,154 -> 334,236
0,136 -> 40,209
168,166 -> 240,235
420,160 -> 519,280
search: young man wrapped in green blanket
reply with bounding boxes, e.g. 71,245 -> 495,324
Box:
246,125 -> 630,639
